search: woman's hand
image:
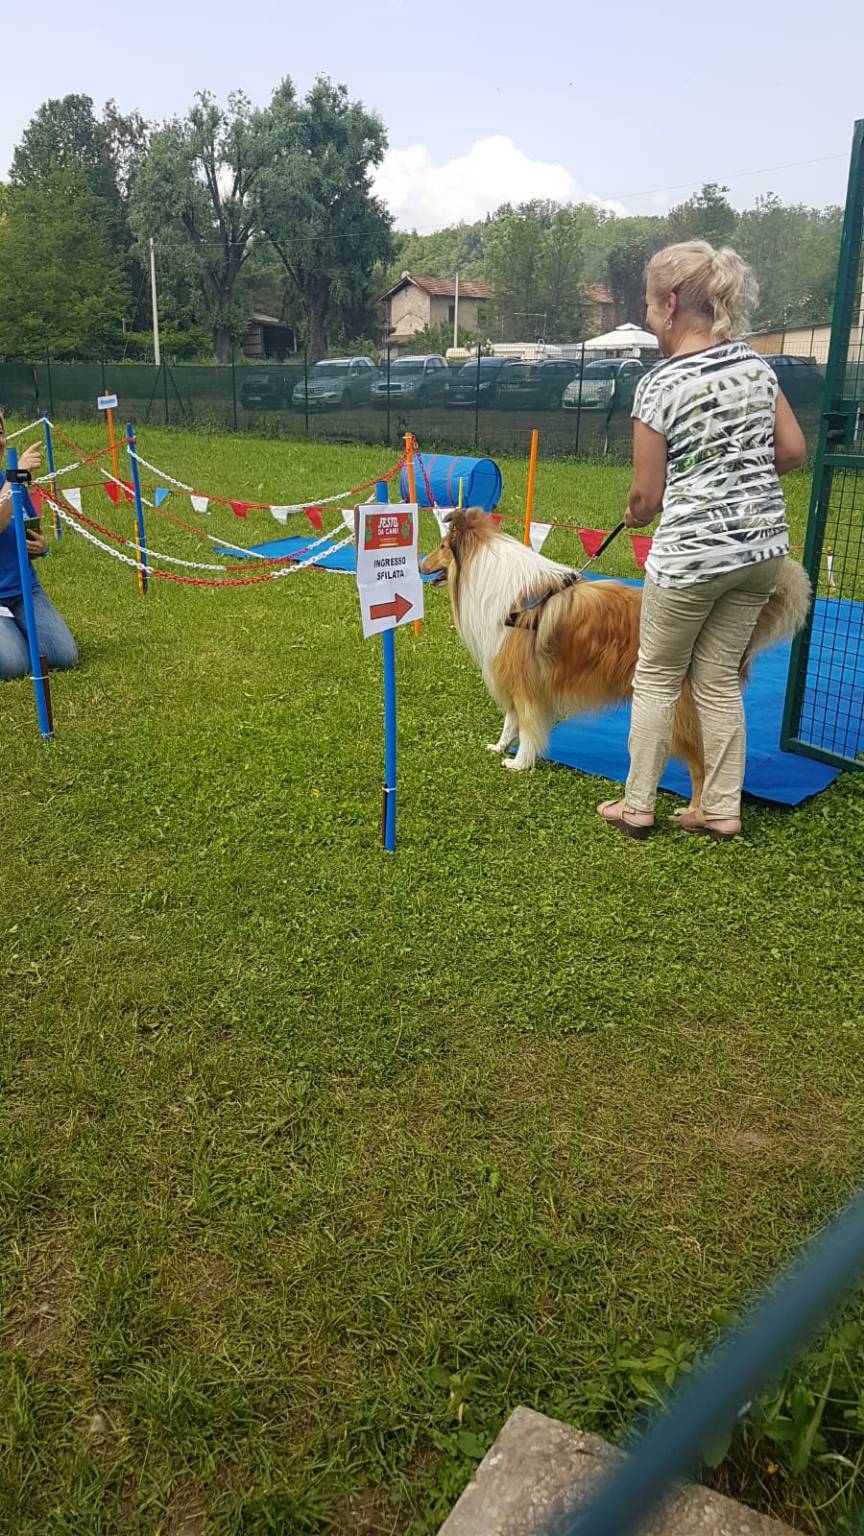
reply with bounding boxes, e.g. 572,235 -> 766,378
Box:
625,504 -> 653,529
19,443 -> 43,474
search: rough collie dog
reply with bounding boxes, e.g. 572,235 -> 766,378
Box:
420,508 -> 811,807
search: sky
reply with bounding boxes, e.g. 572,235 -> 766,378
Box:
3,0 -> 862,233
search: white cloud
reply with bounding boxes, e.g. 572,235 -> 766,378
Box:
373,135 -> 624,233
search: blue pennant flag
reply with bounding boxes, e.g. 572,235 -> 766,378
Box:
153,486 -> 172,508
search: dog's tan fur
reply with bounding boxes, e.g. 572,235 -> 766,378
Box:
420,508 -> 811,802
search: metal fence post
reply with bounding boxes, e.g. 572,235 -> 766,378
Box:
474,340 -> 482,452
385,343 -> 392,446
231,345 -> 238,432
573,341 -> 585,457
44,345 -> 55,424
303,345 -> 309,437
162,359 -> 170,426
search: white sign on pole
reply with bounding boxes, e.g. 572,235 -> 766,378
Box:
97,393 -> 119,411
355,503 -> 424,640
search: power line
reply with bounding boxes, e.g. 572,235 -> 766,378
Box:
607,152 -> 846,206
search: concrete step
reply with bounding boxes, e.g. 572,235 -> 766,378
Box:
438,1407 -> 799,1535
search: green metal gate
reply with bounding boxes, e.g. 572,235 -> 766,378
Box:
781,118 -> 864,769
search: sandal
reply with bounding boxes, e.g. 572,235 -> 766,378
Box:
673,809 -> 740,842
597,800 -> 654,840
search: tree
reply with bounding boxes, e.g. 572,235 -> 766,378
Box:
605,218 -> 669,323
130,91 -> 272,363
736,194 -> 841,328
257,77 -> 393,359
667,182 -> 737,248
485,201 -> 589,342
0,171 -> 129,357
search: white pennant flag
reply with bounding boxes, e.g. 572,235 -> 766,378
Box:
64,487 -> 82,514
190,494 -> 209,514
269,505 -> 291,524
432,509 -> 452,539
529,521 -> 553,553
342,509 -> 356,536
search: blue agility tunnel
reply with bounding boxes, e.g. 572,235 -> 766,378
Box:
400,454 -> 503,511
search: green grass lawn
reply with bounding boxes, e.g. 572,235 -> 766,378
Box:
2,422 -> 863,1535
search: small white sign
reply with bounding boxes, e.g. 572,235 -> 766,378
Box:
355,503 -> 424,639
97,393 -> 119,411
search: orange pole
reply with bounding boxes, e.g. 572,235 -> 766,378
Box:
404,434 -> 422,635
106,406 -> 120,489
523,428 -> 540,545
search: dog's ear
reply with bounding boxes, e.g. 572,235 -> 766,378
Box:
444,507 -> 486,536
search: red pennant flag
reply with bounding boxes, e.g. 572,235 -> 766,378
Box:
304,505 -> 323,532
487,514 -> 502,527
630,535 -> 652,570
28,486 -> 48,513
104,480 -> 134,506
578,527 -> 608,559
230,500 -> 250,520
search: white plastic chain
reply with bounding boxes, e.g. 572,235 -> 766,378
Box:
127,446 -> 383,516
5,416 -> 45,441
56,503 -> 354,583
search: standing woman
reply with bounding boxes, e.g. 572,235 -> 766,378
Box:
598,241 -> 807,841
0,417 -> 78,681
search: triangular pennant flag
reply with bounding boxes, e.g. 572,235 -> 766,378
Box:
123,480 -> 135,503
104,482 -> 122,506
28,486 -> 48,514
578,527 -> 608,559
190,494 -> 209,514
230,500 -> 249,520
304,506 -> 324,532
341,509 -> 356,535
630,534 -> 652,570
487,514 -> 502,527
63,487 -> 82,514
529,521 -> 553,553
433,509 -> 451,539
153,487 -> 171,508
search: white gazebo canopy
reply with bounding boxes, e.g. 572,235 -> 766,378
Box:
584,322 -> 659,354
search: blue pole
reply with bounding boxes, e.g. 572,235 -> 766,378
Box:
42,413 -> 60,541
376,478 -> 397,852
7,447 -> 53,740
552,1189 -> 864,1536
125,422 -> 149,595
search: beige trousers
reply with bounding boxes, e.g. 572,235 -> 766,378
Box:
624,557 -> 785,819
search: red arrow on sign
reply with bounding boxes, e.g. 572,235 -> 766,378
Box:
370,591 -> 413,623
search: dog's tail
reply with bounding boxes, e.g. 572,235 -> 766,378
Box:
742,556 -> 811,673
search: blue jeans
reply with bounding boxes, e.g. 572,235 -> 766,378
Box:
0,588 -> 78,681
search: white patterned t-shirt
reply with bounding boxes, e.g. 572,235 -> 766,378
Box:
632,342 -> 789,588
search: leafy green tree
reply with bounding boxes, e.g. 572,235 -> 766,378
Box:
667,183 -> 738,248
130,91 -> 272,363
605,218 -> 669,322
485,201 -> 588,342
736,195 -> 841,327
0,171 -> 129,357
257,77 -> 392,360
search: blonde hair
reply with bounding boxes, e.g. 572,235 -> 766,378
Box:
646,240 -> 758,342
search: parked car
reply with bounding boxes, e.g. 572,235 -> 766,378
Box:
239,371 -> 295,411
447,356 -> 514,407
762,355 -> 824,409
496,358 -> 584,411
371,354 -> 451,408
562,357 -> 649,413
291,356 -> 378,411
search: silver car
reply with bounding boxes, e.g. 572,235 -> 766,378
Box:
292,356 -> 378,410
562,358 -> 648,412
